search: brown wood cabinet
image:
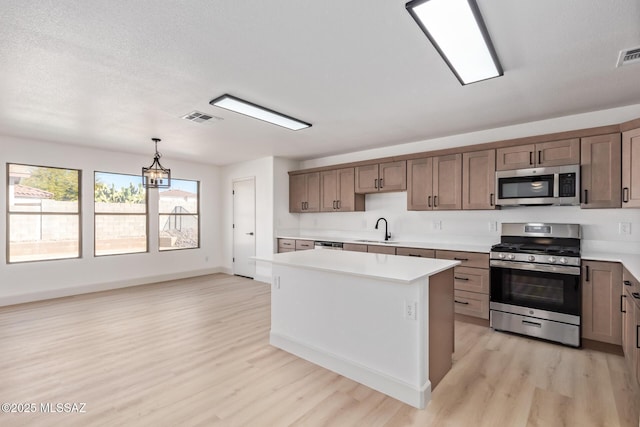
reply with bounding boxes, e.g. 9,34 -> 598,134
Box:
496,138 -> 580,171
462,149 -> 497,210
622,127 -> 640,208
295,240 -> 314,250
396,247 -> 435,258
407,154 -> 461,210
436,250 -> 490,319
582,260 -> 622,345
289,172 -> 320,213
622,267 -> 640,387
581,133 -> 622,209
320,168 -> 365,212
278,238 -> 314,253
343,243 -> 367,252
355,161 -> 406,193
367,245 -> 396,255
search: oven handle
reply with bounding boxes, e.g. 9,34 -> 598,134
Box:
490,260 -> 581,276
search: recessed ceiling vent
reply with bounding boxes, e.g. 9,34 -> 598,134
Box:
181,111 -> 222,124
616,47 -> 640,67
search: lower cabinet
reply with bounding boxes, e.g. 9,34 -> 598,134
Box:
396,247 -> 435,258
622,268 -> 640,388
581,260 -> 622,345
436,250 -> 490,320
343,243 -> 367,252
277,239 -> 314,253
367,245 -> 396,255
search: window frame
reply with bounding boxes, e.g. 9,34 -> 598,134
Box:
94,171 -> 149,257
158,179 -> 200,252
6,162 -> 82,264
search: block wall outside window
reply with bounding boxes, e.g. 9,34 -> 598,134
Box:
7,163 -> 81,263
158,179 -> 200,251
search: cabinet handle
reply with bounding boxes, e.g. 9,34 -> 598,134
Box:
585,265 -> 590,282
374,178 -> 378,189
522,320 -> 542,328
337,200 -> 341,209
454,300 -> 469,305
333,200 -> 337,209
624,280 -> 632,286
379,178 -> 384,189
408,254 -> 422,257
623,187 -> 629,203
583,189 -> 588,205
637,325 -> 640,349
434,195 -> 438,207
490,193 -> 494,206
454,276 -> 469,281
538,150 -> 542,165
621,294 -> 626,313
428,195 -> 432,208
529,152 -> 533,165
454,257 -> 469,261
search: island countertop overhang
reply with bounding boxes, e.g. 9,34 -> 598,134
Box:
254,250 -> 460,284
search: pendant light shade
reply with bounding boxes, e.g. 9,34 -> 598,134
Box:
142,138 -> 171,189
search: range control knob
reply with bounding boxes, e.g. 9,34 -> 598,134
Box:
498,253 -> 506,259
559,257 -> 568,264
527,255 -> 535,262
507,254 -> 516,260
548,256 -> 557,263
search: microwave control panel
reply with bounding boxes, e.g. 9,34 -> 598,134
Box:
558,173 -> 577,197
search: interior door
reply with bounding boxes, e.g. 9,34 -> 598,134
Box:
233,178 -> 256,278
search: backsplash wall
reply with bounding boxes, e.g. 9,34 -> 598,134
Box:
295,192 -> 640,254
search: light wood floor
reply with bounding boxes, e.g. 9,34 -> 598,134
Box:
0,274 -> 638,426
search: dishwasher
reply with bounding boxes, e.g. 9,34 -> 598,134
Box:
314,241 -> 343,250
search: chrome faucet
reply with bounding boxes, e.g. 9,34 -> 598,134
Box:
375,217 -> 391,241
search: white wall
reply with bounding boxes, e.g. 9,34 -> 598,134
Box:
273,157 -> 300,235
295,104 -> 640,255
0,135 -> 222,306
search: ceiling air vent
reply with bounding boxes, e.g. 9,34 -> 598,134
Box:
616,47 -> 640,67
181,111 -> 222,124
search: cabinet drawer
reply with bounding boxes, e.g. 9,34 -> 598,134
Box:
367,245 -> 397,255
396,247 -> 435,258
278,248 -> 295,253
436,250 -> 489,269
278,239 -> 295,250
454,290 -> 489,319
454,267 -> 489,294
343,243 -> 368,252
295,240 -> 315,250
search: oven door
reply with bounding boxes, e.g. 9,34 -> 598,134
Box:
490,260 -> 581,318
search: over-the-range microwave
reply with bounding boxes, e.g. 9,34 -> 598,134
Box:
495,164 -> 580,206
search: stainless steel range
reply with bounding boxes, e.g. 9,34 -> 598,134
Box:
490,223 -> 582,347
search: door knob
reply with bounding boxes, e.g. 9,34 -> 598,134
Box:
246,232 -> 254,235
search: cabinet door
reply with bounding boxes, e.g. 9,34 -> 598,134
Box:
305,172 -> 320,212
379,161 -> 407,192
289,174 -> 306,213
453,267 -> 489,294
407,158 -> 433,210
320,170 -> 338,212
343,243 -> 367,252
496,144 -> 535,171
581,133 -> 622,209
582,261 -> 622,344
355,164 -> 379,193
336,168 -> 363,211
367,245 -> 396,255
536,138 -> 580,167
462,150 -> 496,210
396,247 -> 435,258
433,154 -> 462,210
623,288 -> 634,373
622,128 -> 640,208
635,301 -> 640,385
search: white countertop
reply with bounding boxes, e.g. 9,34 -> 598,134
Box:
277,234 -> 490,253
255,250 -> 460,284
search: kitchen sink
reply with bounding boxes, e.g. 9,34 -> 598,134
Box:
354,239 -> 397,244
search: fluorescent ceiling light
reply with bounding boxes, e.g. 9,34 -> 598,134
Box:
406,0 -> 503,85
209,94 -> 311,131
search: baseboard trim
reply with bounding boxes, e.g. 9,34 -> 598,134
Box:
270,332 -> 430,409
0,267 -> 225,307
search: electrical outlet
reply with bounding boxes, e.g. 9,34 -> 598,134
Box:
273,276 -> 280,289
433,220 -> 442,231
405,301 -> 417,320
619,222 -> 632,235
205,256 -> 209,262
489,221 -> 498,232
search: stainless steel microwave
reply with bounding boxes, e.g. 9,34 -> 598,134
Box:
495,165 -> 580,206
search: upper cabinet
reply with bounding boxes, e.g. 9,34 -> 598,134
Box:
289,172 -> 320,213
407,154 -> 462,211
462,149 -> 497,210
496,138 -> 580,171
320,168 -> 365,212
581,133 -> 621,209
622,127 -> 640,208
355,161 -> 406,193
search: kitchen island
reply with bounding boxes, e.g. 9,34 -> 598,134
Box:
255,249 -> 459,409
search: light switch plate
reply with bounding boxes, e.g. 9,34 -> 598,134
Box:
619,222 -> 631,235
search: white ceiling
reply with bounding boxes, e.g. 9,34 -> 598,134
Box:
1,1 -> 639,166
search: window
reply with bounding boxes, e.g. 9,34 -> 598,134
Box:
94,172 -> 147,256
7,163 -> 81,263
159,179 -> 199,251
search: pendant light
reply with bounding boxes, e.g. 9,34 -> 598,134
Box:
142,138 -> 171,189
